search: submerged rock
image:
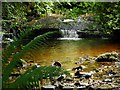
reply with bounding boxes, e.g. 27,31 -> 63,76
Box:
72,66 -> 83,71
115,62 -> 120,68
96,52 -> 119,62
52,60 -> 62,67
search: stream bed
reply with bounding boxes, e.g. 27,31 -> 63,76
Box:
22,38 -> 120,89
23,38 -> 120,70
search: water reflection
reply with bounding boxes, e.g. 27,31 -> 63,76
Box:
23,39 -> 120,69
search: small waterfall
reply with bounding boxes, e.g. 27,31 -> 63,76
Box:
58,18 -> 86,40
60,29 -> 78,38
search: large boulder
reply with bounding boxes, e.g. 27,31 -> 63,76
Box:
96,52 -> 120,62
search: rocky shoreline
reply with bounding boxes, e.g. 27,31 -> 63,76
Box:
41,52 -> 120,90
10,52 -> 120,90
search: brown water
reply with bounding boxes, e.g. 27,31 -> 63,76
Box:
23,39 -> 120,70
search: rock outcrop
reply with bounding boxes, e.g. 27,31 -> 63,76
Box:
96,52 -> 120,62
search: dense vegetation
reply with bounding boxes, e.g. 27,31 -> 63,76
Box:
2,1 -> 120,89
55,2 -> 120,40
2,2 -> 120,41
2,2 -> 67,89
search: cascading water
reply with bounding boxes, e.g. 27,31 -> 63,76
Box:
60,29 -> 78,38
59,17 -> 87,40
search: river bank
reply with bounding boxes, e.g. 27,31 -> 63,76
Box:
10,51 -> 120,90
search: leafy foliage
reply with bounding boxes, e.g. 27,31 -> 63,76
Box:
9,66 -> 69,89
2,30 -> 62,88
93,2 -> 120,33
2,2 -> 120,37
2,2 -> 57,39
2,1 -> 120,89
2,2 -> 69,89
53,2 -> 120,39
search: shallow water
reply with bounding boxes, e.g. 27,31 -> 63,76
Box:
23,39 -> 120,69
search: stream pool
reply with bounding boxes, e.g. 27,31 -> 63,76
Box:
23,39 -> 120,70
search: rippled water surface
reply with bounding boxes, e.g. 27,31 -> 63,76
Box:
23,39 -> 120,69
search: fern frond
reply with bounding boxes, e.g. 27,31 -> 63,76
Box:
2,31 -> 61,88
9,66 -> 69,89
2,27 -> 33,64
2,26 -> 40,64
21,31 -> 60,53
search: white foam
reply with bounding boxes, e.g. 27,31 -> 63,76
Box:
62,19 -> 74,22
57,38 -> 82,40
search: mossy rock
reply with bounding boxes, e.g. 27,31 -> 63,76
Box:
96,52 -> 119,62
